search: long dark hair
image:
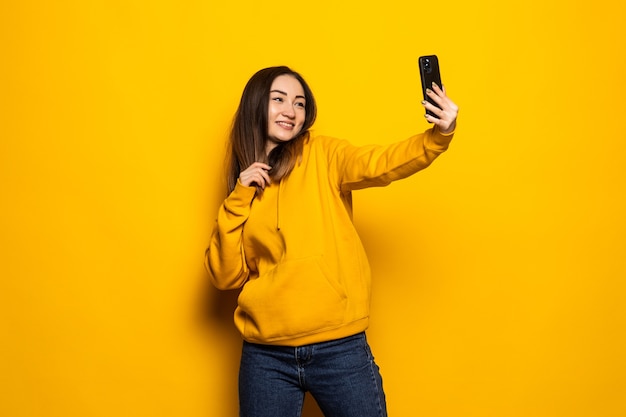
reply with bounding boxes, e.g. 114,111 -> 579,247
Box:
226,66 -> 317,195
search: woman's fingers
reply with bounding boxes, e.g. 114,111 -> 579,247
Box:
423,83 -> 459,134
239,162 -> 272,188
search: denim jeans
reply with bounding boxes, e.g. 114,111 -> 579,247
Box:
238,332 -> 387,417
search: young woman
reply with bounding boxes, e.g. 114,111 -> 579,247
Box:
205,65 -> 458,417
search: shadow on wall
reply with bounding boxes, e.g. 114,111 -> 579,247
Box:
195,269 -> 325,417
302,393 -> 325,417
195,270 -> 241,415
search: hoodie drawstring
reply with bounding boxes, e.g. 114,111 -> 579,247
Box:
276,180 -> 283,231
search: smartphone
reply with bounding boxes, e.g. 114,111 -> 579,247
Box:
418,55 -> 442,121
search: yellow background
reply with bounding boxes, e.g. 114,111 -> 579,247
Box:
1,1 -> 625,416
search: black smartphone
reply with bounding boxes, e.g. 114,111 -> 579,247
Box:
418,55 -> 442,121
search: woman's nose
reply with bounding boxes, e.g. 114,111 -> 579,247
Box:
281,104 -> 295,118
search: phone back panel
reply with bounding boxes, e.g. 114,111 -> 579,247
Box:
418,55 -> 442,120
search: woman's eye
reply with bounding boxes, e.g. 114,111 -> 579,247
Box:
272,97 -> 283,102
295,102 -> 305,108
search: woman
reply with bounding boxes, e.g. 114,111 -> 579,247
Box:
205,65 -> 458,417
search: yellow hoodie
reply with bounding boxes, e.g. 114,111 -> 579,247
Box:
205,128 -> 454,346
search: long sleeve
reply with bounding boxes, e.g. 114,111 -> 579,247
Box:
205,181 -> 257,290
330,127 -> 454,192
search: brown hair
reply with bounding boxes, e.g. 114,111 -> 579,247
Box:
226,66 -> 317,195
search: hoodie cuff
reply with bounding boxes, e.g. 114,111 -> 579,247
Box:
427,126 -> 455,151
223,180 -> 257,213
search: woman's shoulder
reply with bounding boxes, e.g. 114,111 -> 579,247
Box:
303,134 -> 357,165
307,133 -> 347,149
305,134 -> 340,156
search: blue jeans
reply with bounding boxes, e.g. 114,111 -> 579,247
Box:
238,332 -> 387,417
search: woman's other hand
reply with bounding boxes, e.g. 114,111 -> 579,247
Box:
239,162 -> 272,189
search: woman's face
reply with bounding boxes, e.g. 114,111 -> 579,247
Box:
266,75 -> 306,152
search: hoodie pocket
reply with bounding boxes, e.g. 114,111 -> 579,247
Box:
238,256 -> 347,342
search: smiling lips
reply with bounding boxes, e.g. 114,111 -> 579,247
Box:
277,121 -> 295,129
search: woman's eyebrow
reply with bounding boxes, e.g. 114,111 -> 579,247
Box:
270,89 -> 306,100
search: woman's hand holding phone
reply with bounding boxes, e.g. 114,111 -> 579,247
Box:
422,83 -> 458,134
419,55 -> 458,134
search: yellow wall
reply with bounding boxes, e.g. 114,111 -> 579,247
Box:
1,1 -> 625,416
